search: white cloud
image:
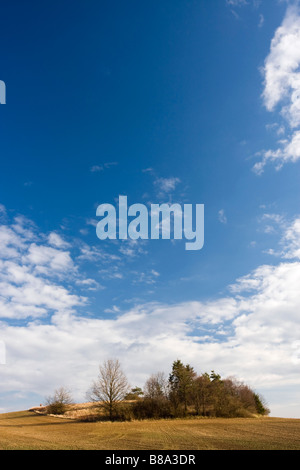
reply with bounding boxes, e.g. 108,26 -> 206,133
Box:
0,208 -> 86,320
226,0 -> 248,6
154,177 -> 181,197
48,232 -> 71,249
119,239 -> 148,258
262,4 -> 300,120
0,258 -> 84,320
25,244 -> 74,274
2,244 -> 300,415
258,13 -> 265,28
0,225 -> 26,259
281,217 -> 300,259
226,0 -> 263,15
254,4 -> 300,173
259,212 -> 285,234
75,278 -> 104,291
90,165 -> 103,172
218,209 -> 228,224
0,204 -> 6,216
77,242 -> 120,263
261,213 -> 285,224
131,269 -> 161,286
253,131 -> 300,173
85,218 -> 98,228
90,162 -> 118,173
1,207 -> 300,417
258,215 -> 300,259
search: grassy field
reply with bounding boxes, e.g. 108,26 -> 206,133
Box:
0,411 -> 300,450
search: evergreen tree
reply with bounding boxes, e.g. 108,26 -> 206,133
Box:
169,360 -> 196,415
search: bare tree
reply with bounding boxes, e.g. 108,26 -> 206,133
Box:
144,372 -> 168,399
192,373 -> 212,416
45,387 -> 73,415
87,359 -> 130,420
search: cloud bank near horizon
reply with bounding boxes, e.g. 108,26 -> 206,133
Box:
0,205 -> 300,417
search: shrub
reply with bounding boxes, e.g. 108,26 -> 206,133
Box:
133,397 -> 172,420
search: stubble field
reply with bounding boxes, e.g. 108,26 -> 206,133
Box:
0,411 -> 300,450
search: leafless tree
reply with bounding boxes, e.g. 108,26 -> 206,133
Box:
45,387 -> 73,415
144,372 -> 168,399
87,359 -> 130,420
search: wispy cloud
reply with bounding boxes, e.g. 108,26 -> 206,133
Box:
218,209 -> 228,224
75,278 -> 105,291
226,0 -> 248,6
90,162 -> 118,173
226,0 -> 262,7
48,232 -> 71,249
154,176 -> 181,198
258,13 -> 265,28
119,239 -> 148,258
280,217 -> 300,259
259,212 -> 286,234
226,0 -> 262,20
0,204 -> 6,216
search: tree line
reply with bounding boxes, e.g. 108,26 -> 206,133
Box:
45,358 -> 270,421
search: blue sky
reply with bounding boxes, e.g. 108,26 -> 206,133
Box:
1,0 -> 300,418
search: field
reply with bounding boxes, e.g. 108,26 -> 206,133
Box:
0,410 -> 300,450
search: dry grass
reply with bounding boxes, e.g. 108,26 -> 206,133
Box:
30,402 -> 102,420
0,410 -> 300,450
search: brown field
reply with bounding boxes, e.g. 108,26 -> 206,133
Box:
0,410 -> 300,450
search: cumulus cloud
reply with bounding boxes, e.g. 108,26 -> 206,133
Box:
0,208 -> 86,321
1,208 -> 300,416
254,4 -> 300,173
24,244 -> 74,275
1,204 -> 300,416
262,4 -> 300,120
2,249 -> 300,415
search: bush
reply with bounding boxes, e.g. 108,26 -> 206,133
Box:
78,414 -> 102,423
133,398 -> 172,420
113,403 -> 134,421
